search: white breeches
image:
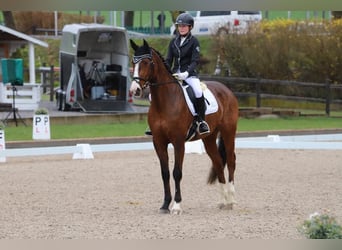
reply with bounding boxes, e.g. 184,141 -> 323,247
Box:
184,77 -> 203,98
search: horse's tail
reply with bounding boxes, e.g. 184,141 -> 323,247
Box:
207,135 -> 227,184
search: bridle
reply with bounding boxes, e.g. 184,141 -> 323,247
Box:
132,49 -> 178,89
132,52 -> 154,89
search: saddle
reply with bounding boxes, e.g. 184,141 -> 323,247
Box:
180,81 -> 218,141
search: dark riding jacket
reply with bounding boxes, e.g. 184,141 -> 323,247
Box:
165,33 -> 200,77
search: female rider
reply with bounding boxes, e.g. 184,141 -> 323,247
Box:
166,12 -> 210,135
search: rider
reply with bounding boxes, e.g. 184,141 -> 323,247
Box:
166,12 -> 210,135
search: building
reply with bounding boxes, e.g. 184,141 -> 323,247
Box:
0,24 -> 48,110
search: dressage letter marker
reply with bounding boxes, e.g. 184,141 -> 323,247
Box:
33,115 -> 51,140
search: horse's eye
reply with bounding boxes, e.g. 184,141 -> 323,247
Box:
140,60 -> 149,66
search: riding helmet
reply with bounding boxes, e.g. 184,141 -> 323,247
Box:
175,13 -> 194,28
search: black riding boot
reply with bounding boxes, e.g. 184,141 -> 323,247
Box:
194,95 -> 210,135
145,127 -> 152,136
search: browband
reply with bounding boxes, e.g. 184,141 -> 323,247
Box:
132,53 -> 152,64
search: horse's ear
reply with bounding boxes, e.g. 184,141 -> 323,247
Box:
130,39 -> 139,51
143,39 -> 149,48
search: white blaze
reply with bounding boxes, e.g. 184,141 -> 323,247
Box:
129,61 -> 142,94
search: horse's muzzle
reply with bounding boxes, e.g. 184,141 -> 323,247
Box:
129,80 -> 142,96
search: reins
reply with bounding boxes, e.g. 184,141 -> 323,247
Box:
148,79 -> 180,87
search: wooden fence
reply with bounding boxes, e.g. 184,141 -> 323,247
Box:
200,75 -> 342,116
38,65 -> 59,101
37,68 -> 342,116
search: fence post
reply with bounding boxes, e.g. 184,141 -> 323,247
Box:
41,63 -> 47,93
256,78 -> 261,108
49,65 -> 54,101
325,79 -> 331,116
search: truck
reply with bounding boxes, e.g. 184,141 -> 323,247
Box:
56,23 -> 133,112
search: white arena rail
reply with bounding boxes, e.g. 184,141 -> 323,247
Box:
0,134 -> 341,162
0,144 -> 94,162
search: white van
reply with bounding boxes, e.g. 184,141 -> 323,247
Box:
170,11 -> 262,36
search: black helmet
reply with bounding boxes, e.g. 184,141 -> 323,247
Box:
175,13 -> 194,28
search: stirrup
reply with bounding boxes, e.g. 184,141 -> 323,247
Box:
197,121 -> 210,135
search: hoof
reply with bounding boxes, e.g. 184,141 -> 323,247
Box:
171,208 -> 182,215
219,203 -> 234,210
170,202 -> 183,215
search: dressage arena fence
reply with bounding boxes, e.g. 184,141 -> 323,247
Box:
0,143 -> 94,162
0,133 -> 341,163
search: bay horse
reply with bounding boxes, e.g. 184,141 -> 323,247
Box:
130,39 -> 239,214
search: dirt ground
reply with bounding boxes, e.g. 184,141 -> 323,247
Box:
0,148 -> 341,239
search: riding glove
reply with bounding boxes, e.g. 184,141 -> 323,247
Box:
173,71 -> 189,80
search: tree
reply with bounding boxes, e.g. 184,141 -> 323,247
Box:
124,11 -> 134,28
331,11 -> 342,19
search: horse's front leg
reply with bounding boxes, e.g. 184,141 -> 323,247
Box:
154,141 -> 172,213
170,142 -> 185,215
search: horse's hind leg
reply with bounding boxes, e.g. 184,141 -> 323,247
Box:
220,129 -> 237,209
203,135 -> 226,183
203,134 -> 229,207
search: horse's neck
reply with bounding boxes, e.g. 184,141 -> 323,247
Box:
149,54 -> 186,111
150,79 -> 184,111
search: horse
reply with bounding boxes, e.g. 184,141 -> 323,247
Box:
129,39 -> 239,214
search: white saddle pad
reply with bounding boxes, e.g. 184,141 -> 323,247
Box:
181,83 -> 218,116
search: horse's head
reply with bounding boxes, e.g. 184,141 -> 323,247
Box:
129,39 -> 154,96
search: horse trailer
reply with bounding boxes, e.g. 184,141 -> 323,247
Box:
56,23 -> 133,112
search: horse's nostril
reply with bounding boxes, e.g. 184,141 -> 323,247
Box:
135,88 -> 141,96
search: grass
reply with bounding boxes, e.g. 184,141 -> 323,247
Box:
299,213 -> 342,239
4,121 -> 147,141
237,116 -> 341,132
3,116 -> 341,142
